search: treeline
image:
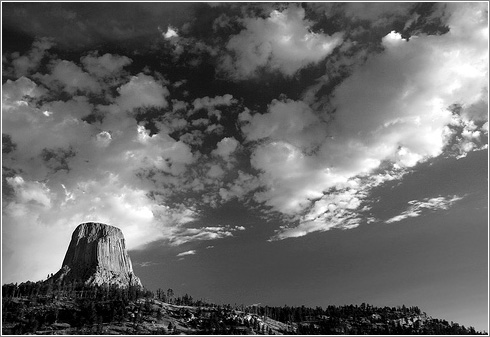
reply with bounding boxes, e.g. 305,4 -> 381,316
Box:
248,303 -> 484,335
2,279 -> 152,301
2,280 -> 155,334
248,303 -> 421,324
2,281 -> 486,335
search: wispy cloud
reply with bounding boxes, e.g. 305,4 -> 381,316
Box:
385,195 -> 464,224
176,250 -> 196,257
169,226 -> 245,246
135,261 -> 159,268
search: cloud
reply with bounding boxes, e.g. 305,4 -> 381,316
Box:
38,60 -> 102,94
116,73 -> 170,112
269,171 -> 405,240
1,67 -> 214,283
220,4 -> 343,79
7,38 -> 55,77
190,94 -> 237,119
136,261 -> 159,267
444,107 -> 489,159
163,25 -> 179,39
218,171 -> 261,203
2,2 -> 488,283
40,96 -> 94,120
81,52 -> 132,78
5,176 -> 52,208
207,164 -> 225,179
385,195 -> 464,224
246,3 -> 488,240
241,98 -> 329,152
211,137 -> 239,159
169,225 -> 245,246
249,141 -> 328,215
2,76 -> 47,106
176,250 -> 196,257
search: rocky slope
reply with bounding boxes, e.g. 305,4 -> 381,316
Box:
51,222 -> 142,288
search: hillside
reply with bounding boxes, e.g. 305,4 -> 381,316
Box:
2,281 -> 486,335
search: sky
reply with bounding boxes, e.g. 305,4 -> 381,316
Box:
1,1 -> 488,332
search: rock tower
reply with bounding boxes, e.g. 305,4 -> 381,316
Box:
51,222 -> 142,288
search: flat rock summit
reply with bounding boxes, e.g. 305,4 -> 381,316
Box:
51,222 -> 142,288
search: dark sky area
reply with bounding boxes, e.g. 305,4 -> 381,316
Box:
2,2 -> 488,332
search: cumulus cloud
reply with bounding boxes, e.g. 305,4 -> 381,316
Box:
207,164 -> 225,179
211,137 -> 239,159
218,171 -> 261,203
116,73 -> 170,111
7,38 -> 55,77
38,60 -> 102,94
81,52 -> 132,78
241,98 -> 329,152
220,4 -> 343,79
385,195 -> 464,224
2,76 -> 47,106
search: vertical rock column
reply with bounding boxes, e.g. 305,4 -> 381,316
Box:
52,222 -> 142,288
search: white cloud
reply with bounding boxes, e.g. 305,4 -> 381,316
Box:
249,3 -> 488,240
192,94 -> 236,110
190,94 -> 237,119
211,137 -> 239,159
250,141 -> 331,215
95,131 -> 112,148
176,250 -> 196,257
2,76 -> 47,108
163,25 -> 179,39
221,4 -> 343,79
241,98 -> 329,151
116,73 -> 170,111
269,171 -> 406,240
385,195 -> 464,224
6,176 -> 52,208
169,225 -> 245,246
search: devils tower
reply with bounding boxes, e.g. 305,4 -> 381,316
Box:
51,222 -> 142,288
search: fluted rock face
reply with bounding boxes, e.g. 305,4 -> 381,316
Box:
52,222 -> 142,288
